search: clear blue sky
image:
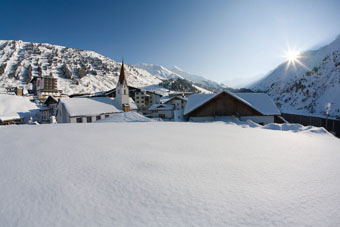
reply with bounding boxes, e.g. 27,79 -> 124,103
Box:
1,0 -> 340,85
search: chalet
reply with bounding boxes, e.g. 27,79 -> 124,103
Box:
163,96 -> 187,121
40,96 -> 59,123
56,97 -> 123,123
148,104 -> 174,120
30,76 -> 62,98
147,96 -> 187,121
164,96 -> 187,110
184,91 -> 283,124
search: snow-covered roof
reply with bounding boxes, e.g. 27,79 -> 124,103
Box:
184,91 -> 280,116
95,112 -> 154,123
149,104 -> 174,111
184,93 -> 214,115
164,96 -> 188,104
60,97 -> 122,117
111,97 -> 137,110
0,114 -> 22,122
235,93 -> 280,115
0,94 -> 40,121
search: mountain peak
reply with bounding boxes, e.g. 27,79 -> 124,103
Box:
171,66 -> 184,72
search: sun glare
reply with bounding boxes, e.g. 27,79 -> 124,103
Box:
281,46 -> 308,71
284,50 -> 300,63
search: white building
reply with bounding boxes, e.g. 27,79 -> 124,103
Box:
134,90 -> 162,110
56,97 -> 123,123
163,96 -> 187,121
148,104 -> 174,120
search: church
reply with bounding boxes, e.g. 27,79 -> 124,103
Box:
55,62 -> 137,123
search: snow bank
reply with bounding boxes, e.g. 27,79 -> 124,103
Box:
263,123 -> 330,135
0,122 -> 339,226
213,117 -> 330,135
96,112 -> 154,123
0,94 -> 40,121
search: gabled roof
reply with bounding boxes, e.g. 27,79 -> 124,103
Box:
44,96 -> 58,105
148,104 -> 174,111
184,91 -> 280,116
112,97 -> 138,110
235,93 -> 280,115
164,96 -> 188,104
60,97 -> 122,117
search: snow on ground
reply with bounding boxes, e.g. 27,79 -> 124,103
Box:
0,122 -> 340,227
0,94 -> 40,120
213,117 -> 330,135
96,111 -> 154,123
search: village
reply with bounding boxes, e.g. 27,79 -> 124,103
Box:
0,62 -> 286,126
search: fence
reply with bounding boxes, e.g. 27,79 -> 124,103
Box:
281,113 -> 340,138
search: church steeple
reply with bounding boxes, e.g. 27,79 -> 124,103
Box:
118,60 -> 127,85
115,59 -> 130,112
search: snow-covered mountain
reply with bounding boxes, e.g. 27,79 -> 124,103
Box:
249,35 -> 340,118
133,63 -> 224,91
0,40 -> 162,95
132,63 -> 180,80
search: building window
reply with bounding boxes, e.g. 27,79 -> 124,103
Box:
105,114 -> 109,118
76,118 -> 83,123
96,116 -> 101,121
87,117 -> 92,123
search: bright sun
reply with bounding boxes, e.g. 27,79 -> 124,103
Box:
283,50 -> 300,63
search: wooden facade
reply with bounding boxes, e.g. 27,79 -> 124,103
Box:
188,92 -> 262,118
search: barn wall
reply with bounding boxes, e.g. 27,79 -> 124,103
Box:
189,117 -> 215,122
189,93 -> 261,118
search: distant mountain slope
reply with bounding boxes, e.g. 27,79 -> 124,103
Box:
249,35 -> 340,118
250,35 -> 340,91
133,63 -> 224,91
132,63 -> 181,80
0,40 -> 161,95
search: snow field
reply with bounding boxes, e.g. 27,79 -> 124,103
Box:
0,122 -> 339,226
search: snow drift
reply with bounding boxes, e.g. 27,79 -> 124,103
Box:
0,122 -> 339,227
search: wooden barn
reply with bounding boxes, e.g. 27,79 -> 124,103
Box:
184,91 -> 284,124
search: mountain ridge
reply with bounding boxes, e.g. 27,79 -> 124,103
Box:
133,63 -> 224,91
249,35 -> 340,118
0,40 -> 164,95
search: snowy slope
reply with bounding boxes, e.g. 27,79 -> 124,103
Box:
250,35 -> 340,91
170,66 -> 224,90
249,35 -> 340,118
133,63 -> 224,91
133,63 -> 182,80
0,122 -> 339,227
0,40 -> 161,95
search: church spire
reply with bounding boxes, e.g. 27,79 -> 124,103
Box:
118,60 -> 127,85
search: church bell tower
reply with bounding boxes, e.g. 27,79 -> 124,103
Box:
115,60 -> 130,112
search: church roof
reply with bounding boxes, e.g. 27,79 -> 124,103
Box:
118,61 -> 127,85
